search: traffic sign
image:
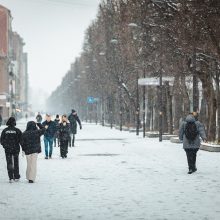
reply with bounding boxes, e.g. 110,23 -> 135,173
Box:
87,97 -> 95,104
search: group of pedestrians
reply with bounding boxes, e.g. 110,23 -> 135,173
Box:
0,109 -> 207,183
0,109 -> 82,183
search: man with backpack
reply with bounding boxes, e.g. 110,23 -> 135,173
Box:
179,112 -> 207,174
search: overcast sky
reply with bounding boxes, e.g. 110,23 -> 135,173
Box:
0,0 -> 100,96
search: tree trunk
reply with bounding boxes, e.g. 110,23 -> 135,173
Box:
173,76 -> 183,134
165,81 -> 173,134
146,87 -> 152,131
162,85 -> 168,133
199,73 -> 216,142
181,76 -> 190,115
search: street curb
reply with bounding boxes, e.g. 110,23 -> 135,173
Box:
170,136 -> 182,144
200,143 -> 220,152
146,132 -> 176,140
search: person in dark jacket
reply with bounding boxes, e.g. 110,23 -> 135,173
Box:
36,112 -> 43,123
179,113 -> 207,174
59,115 -> 70,158
0,113 -> 2,127
68,109 -> 82,147
42,114 -> 57,159
54,114 -> 60,147
0,117 -> 22,183
21,121 -> 46,183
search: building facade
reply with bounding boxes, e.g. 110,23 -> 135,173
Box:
0,4 -> 28,122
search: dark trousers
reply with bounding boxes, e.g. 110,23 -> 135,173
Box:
5,153 -> 20,180
69,134 -> 75,147
185,148 -> 199,170
60,140 -> 68,158
54,137 -> 59,147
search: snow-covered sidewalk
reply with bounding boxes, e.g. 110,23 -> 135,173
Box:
0,121 -> 220,220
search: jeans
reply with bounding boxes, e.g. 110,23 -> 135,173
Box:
185,148 -> 199,170
44,136 -> 54,157
5,153 -> 20,180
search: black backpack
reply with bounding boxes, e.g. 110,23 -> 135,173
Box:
184,121 -> 198,141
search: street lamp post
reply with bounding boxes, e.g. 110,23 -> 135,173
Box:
159,70 -> 163,142
142,68 -> 146,138
99,52 -> 106,127
110,111 -> 113,129
110,38 -> 122,131
136,74 -> 140,136
128,23 -> 140,136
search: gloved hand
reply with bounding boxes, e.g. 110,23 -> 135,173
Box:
80,125 -> 82,130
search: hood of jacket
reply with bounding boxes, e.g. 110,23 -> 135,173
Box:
185,115 -> 196,123
26,121 -> 37,131
6,117 -> 16,126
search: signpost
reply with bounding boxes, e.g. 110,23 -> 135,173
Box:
87,97 -> 99,124
87,96 -> 95,104
138,76 -> 174,142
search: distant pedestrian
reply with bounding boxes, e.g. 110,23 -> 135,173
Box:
68,109 -> 82,147
0,117 -> 22,183
25,113 -> 28,121
59,115 -> 71,158
0,113 -> 2,127
42,114 -> 57,159
179,112 -> 207,174
54,114 -> 60,147
21,121 -> 46,183
36,112 -> 43,123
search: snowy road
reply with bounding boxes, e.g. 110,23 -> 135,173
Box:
1,120 -> 220,220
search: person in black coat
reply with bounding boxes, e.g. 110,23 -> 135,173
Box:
68,109 -> 82,147
21,121 -> 46,183
0,117 -> 22,183
54,114 -> 60,147
36,112 -> 42,123
0,113 -> 2,127
59,115 -> 70,158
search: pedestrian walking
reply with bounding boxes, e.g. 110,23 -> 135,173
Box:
54,114 -> 60,147
179,112 -> 207,174
25,113 -> 28,121
0,113 -> 2,127
0,117 -> 22,183
36,112 -> 43,123
68,109 -> 82,147
59,115 -> 71,158
21,121 -> 47,183
42,114 -> 57,159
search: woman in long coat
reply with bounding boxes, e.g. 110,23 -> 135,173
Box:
59,115 -> 71,158
21,121 -> 46,183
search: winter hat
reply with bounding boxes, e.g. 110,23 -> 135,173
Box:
26,121 -> 37,131
6,117 -> 16,126
71,109 -> 76,113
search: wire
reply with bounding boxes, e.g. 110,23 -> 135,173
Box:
18,0 -> 99,7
